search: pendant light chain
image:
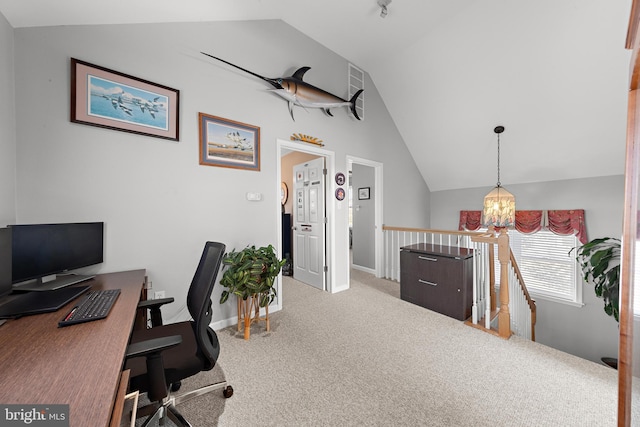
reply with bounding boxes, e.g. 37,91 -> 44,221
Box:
496,132 -> 501,187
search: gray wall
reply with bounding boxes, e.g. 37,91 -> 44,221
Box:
351,163 -> 375,270
2,13 -> 620,364
430,175 -> 624,363
6,19 -> 430,324
0,13 -> 15,227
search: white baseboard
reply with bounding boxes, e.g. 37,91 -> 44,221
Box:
351,264 -> 376,275
210,304 -> 282,331
210,316 -> 237,331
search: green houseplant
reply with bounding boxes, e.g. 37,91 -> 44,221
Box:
572,237 -> 621,322
219,244 -> 285,339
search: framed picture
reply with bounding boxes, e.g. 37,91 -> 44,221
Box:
198,113 -> 260,171
358,187 -> 370,200
70,58 -> 180,141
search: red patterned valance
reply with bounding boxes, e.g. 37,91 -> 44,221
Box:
458,209 -> 588,243
459,210 -> 482,231
515,210 -> 544,234
547,210 -> 588,244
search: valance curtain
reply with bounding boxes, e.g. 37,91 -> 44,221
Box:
458,209 -> 588,244
458,210 -> 482,232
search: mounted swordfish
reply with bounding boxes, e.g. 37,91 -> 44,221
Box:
202,52 -> 363,121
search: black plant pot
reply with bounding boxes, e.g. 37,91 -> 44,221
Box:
601,357 -> 618,369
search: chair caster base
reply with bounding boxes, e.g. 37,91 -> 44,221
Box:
223,386 -> 233,398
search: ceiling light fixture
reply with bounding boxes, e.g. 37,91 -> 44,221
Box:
483,125 -> 515,229
377,0 -> 392,18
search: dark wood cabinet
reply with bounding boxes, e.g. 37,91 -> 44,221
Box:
400,244 -> 474,321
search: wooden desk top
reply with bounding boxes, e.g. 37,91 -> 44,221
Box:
0,269 -> 145,427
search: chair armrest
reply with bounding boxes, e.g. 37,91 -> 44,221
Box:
125,335 -> 182,359
138,297 -> 175,327
137,297 -> 174,309
125,335 -> 182,402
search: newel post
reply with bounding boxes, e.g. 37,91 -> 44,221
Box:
487,226 -> 497,312
497,229 -> 511,338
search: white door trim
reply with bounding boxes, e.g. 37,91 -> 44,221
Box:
277,139 -> 336,297
347,155 -> 384,280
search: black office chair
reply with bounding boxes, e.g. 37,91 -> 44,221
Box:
125,241 -> 233,427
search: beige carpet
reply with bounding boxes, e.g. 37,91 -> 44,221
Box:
171,270 -> 621,426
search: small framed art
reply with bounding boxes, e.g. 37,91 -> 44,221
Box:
198,113 -> 260,171
358,187 -> 370,200
70,58 -> 180,141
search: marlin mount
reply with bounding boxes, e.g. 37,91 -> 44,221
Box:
202,52 -> 363,121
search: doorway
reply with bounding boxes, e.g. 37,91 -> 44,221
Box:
347,156 -> 383,280
277,139 -> 335,294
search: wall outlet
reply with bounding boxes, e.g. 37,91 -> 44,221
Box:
154,290 -> 165,300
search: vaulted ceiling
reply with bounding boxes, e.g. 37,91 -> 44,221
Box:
0,0 -> 632,191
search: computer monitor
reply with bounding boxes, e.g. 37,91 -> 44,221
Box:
10,222 -> 104,290
0,228 -> 11,298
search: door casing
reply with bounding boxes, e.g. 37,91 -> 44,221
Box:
276,139 -> 336,302
347,155 -> 384,282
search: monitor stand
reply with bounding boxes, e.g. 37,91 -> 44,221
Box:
13,274 -> 95,292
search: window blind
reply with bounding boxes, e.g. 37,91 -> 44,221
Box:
491,229 -> 580,304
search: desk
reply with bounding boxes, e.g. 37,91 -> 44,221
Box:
0,269 -> 145,427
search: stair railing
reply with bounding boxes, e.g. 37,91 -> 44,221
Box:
382,226 -> 481,282
469,228 -> 536,340
470,231 -> 497,330
508,250 -> 537,340
382,225 -> 536,340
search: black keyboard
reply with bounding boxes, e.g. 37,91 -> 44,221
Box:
58,289 -> 121,327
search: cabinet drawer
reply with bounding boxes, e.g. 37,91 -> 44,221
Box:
400,246 -> 472,321
406,252 -> 439,282
402,251 -> 461,284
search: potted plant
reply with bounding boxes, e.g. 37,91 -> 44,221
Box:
219,244 -> 285,340
573,237 -> 621,321
572,237 -> 620,368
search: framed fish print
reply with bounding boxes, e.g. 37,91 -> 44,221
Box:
70,58 -> 180,141
198,113 -> 260,171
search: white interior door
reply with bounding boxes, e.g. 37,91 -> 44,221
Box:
293,157 -> 326,290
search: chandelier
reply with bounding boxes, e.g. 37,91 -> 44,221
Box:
483,126 -> 515,228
